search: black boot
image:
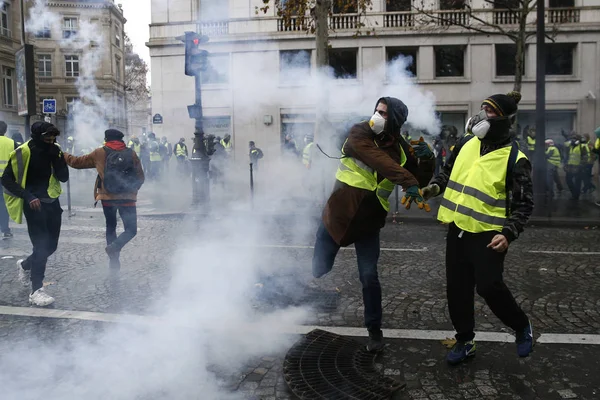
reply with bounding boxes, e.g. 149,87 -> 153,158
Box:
366,328 -> 385,353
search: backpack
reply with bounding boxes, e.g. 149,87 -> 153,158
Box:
102,147 -> 141,194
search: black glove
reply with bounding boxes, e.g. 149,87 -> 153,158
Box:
47,144 -> 62,159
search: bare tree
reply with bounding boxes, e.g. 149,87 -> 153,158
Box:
259,0 -> 374,142
124,34 -> 150,128
412,0 -> 561,92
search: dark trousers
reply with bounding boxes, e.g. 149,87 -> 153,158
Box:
446,224 -> 528,342
22,200 -> 63,292
546,165 -> 563,197
103,204 -> 137,252
582,164 -> 595,193
312,222 -> 382,331
565,167 -> 582,199
0,187 -> 10,234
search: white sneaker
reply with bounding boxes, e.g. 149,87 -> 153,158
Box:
29,288 -> 55,307
16,259 -> 30,287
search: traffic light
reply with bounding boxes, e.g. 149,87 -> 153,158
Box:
183,31 -> 209,76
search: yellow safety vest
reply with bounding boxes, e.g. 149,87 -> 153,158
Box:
527,136 -> 535,151
220,139 -> 232,153
149,140 -> 161,162
128,141 -> 141,155
175,143 -> 187,157
3,142 -> 62,224
595,138 -> 599,150
335,139 -> 407,212
437,137 -> 526,233
0,135 -> 15,175
567,145 -> 582,166
546,146 -> 561,167
302,142 -> 314,167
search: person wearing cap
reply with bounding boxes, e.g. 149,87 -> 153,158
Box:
545,139 -> 563,198
312,96 -> 435,353
2,122 -> 69,306
421,91 -> 534,364
63,129 -> 145,270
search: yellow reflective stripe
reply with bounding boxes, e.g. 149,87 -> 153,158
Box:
440,198 -> 506,227
447,180 -> 505,208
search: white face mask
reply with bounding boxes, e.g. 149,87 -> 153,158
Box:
468,109 -> 491,139
369,112 -> 386,135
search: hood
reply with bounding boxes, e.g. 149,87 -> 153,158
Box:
374,97 -> 408,138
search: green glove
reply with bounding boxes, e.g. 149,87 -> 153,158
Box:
401,185 -> 430,211
413,142 -> 433,158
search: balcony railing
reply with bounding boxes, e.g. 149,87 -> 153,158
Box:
198,21 -> 229,36
277,16 -> 307,32
548,7 -> 580,23
436,10 -> 470,26
329,14 -> 360,30
384,12 -> 414,28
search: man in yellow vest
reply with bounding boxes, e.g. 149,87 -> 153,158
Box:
128,136 -> 141,155
147,132 -> 162,180
581,134 -> 596,195
421,91 -> 534,364
564,133 -> 588,200
220,134 -> 232,156
593,127 -> 600,207
312,97 -> 435,352
1,122 -> 69,306
302,135 -> 315,169
173,137 -> 188,176
544,139 -> 563,198
526,127 -> 536,159
0,121 -> 17,239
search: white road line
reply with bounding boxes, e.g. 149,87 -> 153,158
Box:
242,244 -> 428,252
527,250 -> 600,255
0,305 -> 598,345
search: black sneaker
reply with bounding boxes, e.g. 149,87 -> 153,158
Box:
366,329 -> 385,353
2,232 -> 13,239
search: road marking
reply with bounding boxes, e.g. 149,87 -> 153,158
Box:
1,305 -> 599,345
242,244 -> 428,252
527,250 -> 600,255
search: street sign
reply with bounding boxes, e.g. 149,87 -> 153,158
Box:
43,99 -> 57,114
152,113 -> 163,124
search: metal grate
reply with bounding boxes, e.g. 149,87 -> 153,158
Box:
254,275 -> 340,312
283,329 -> 405,400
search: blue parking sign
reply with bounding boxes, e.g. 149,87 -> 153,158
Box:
43,99 -> 57,114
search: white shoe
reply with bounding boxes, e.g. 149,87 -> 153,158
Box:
29,288 -> 55,307
17,259 -> 30,287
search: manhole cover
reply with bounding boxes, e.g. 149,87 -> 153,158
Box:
283,329 -> 405,399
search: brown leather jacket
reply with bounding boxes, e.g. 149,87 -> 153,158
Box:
64,146 -> 145,201
323,122 -> 435,246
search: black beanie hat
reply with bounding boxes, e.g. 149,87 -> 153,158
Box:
31,121 -> 60,137
105,129 -> 124,141
481,91 -> 521,117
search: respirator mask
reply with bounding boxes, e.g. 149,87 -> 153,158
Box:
466,109 -> 514,140
369,112 -> 386,135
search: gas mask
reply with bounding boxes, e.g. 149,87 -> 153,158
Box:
369,112 -> 386,135
466,109 -> 514,141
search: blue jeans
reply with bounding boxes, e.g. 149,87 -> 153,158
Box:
312,222 -> 382,331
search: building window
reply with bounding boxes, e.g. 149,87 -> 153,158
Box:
332,1 -> 357,13
440,0 -> 466,9
518,111 -> 575,142
545,43 -> 575,75
329,48 -> 358,79
495,44 -> 525,76
65,55 -> 80,77
434,46 -> 465,77
63,18 -> 78,39
0,4 -> 10,38
493,0 -> 520,8
280,50 -> 311,83
35,23 -> 51,38
549,0 -> 574,7
200,53 -> 229,84
116,94 -> 124,124
115,58 -> 121,83
38,54 -> 52,77
386,0 -> 411,11
386,47 -> 417,77
115,27 -> 121,47
2,67 -> 13,107
66,97 -> 80,114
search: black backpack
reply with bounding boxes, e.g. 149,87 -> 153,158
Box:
102,147 -> 140,194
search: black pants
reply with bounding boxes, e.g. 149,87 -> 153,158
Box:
565,167 -> 583,200
446,224 -> 528,342
546,165 -> 563,197
22,200 -> 63,292
0,186 -> 10,234
582,164 -> 595,193
103,204 -> 137,252
313,222 -> 382,331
